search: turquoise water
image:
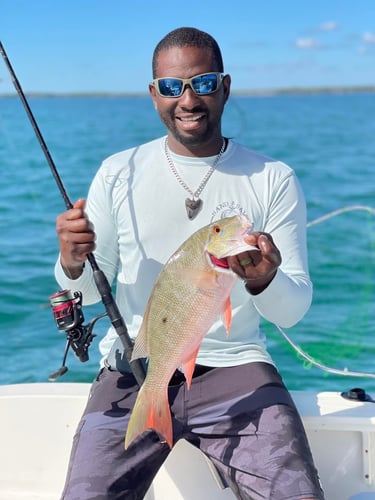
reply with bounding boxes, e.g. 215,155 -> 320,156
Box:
0,93 -> 374,393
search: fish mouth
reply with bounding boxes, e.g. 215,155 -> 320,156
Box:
205,217 -> 258,266
209,254 -> 230,269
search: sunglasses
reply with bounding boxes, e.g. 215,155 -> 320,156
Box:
152,72 -> 225,98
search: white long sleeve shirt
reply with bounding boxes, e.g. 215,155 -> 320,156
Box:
55,137 -> 312,368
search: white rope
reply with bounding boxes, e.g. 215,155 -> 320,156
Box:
276,325 -> 375,379
307,204 -> 375,228
276,204 -> 375,378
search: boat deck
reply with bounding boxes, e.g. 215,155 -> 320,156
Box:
1,383 -> 374,499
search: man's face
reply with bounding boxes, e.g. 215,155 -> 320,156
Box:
149,45 -> 230,155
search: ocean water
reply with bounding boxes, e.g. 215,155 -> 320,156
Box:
0,92 -> 374,394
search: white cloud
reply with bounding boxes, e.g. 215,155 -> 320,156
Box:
318,21 -> 339,32
363,32 -> 375,44
358,32 -> 375,53
295,38 -> 323,50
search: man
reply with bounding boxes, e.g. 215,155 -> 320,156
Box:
55,27 -> 324,500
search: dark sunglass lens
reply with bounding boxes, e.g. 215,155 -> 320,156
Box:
192,74 -> 218,94
158,78 -> 183,97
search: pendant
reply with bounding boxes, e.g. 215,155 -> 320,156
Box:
185,198 -> 203,220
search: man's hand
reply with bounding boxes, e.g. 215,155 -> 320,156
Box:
56,199 -> 96,279
227,232 -> 281,295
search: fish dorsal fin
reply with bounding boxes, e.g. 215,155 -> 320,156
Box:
221,296 -> 232,336
181,346 -> 200,389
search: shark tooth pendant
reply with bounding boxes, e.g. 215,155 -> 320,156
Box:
164,137 -> 226,221
185,198 -> 203,220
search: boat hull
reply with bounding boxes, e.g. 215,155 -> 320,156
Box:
1,383 -> 374,499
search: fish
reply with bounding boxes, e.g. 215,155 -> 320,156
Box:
125,215 -> 253,449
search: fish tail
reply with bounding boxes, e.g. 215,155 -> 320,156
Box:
125,384 -> 173,449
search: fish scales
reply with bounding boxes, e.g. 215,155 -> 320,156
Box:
125,215 -> 253,449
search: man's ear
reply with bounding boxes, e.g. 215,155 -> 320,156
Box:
223,74 -> 231,104
149,83 -> 158,110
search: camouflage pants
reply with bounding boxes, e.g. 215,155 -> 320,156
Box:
61,362 -> 324,500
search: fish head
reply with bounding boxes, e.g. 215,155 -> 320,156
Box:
204,215 -> 255,269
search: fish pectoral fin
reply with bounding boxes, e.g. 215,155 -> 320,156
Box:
181,346 -> 200,389
221,296 -> 232,336
125,384 -> 173,449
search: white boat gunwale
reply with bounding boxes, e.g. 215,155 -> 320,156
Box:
1,382 -> 375,499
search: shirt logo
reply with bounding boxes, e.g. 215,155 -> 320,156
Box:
211,201 -> 249,222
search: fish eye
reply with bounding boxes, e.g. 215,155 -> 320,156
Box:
212,225 -> 222,234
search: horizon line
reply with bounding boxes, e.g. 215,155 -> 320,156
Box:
1,85 -> 375,98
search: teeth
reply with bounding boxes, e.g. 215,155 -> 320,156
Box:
179,115 -> 203,122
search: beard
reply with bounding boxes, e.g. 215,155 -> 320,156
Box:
157,108 -> 222,148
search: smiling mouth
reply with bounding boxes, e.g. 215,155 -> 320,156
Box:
177,114 -> 205,122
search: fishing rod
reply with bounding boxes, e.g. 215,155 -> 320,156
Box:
0,41 -> 145,386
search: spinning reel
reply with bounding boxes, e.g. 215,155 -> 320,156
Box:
48,289 -> 106,381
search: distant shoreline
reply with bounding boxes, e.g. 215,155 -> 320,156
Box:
1,85 -> 375,98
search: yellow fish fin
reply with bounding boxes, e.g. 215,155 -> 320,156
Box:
181,345 -> 200,390
221,296 -> 232,336
125,384 -> 173,449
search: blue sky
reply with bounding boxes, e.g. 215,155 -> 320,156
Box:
1,0 -> 374,94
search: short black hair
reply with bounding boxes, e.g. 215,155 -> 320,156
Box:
152,27 -> 224,78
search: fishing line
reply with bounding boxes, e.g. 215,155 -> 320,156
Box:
277,204 -> 375,379
0,41 -> 145,386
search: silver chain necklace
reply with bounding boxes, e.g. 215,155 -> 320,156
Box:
164,137 -> 226,220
